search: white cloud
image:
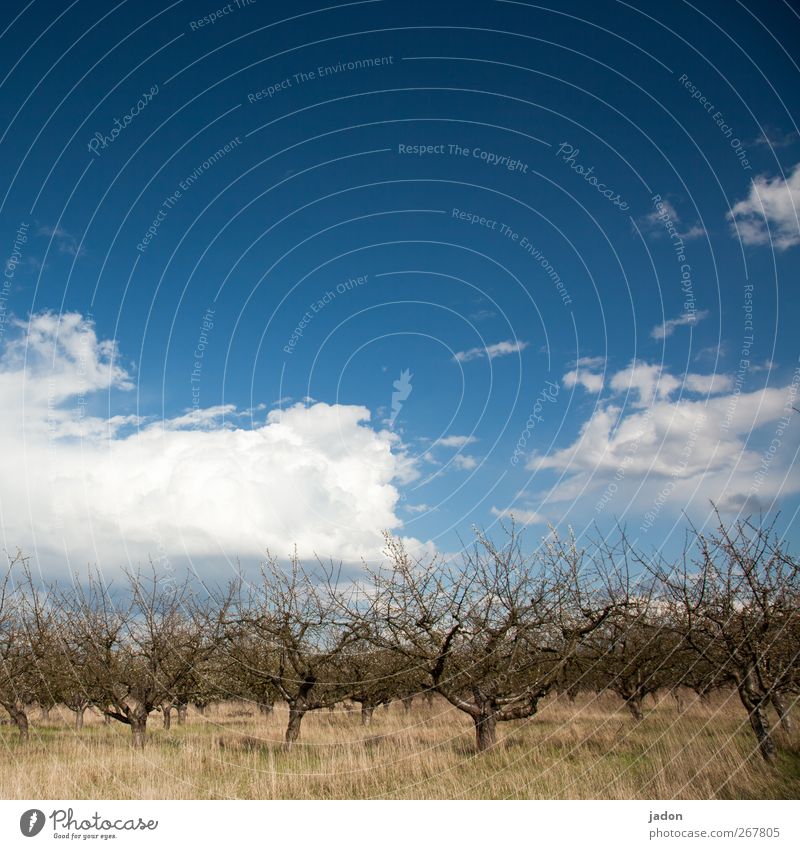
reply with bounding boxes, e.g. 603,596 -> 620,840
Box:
403,502 -> 433,514
0,312 -> 428,571
562,356 -> 605,393
609,362 -> 679,405
453,339 -> 528,362
490,506 -> 546,525
436,434 -> 478,448
452,454 -> 478,470
728,164 -> 800,249
563,369 -> 604,393
683,373 -> 732,394
574,356 -> 606,369
651,309 -> 709,340
642,199 -> 705,241
607,361 -> 731,407
527,362 -> 799,520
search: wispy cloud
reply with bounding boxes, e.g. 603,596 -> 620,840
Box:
694,343 -> 728,362
38,224 -> 85,258
404,502 -> 433,514
728,164 -> 800,250
453,339 -> 528,363
751,126 -> 799,149
651,309 -> 709,340
436,434 -> 478,448
468,308 -> 496,322
640,198 -> 705,241
490,506 -> 546,525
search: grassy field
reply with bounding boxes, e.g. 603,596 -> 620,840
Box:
1,692 -> 797,800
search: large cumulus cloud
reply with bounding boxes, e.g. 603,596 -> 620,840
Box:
0,312 -> 425,572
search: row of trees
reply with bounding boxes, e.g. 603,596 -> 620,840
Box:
0,518 -> 797,761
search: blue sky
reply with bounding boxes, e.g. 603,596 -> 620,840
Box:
1,0 -> 799,573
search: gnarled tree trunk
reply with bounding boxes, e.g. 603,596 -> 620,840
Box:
361,703 -> 375,726
771,693 -> 793,733
284,702 -> 307,750
131,712 -> 148,750
75,705 -> 85,730
625,694 -> 644,721
738,685 -> 776,763
4,701 -> 29,743
473,712 -> 497,751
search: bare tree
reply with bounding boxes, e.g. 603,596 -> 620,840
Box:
0,551 -> 57,742
221,619 -> 280,716
66,568 -> 229,749
340,643 -> 423,726
584,550 -> 680,721
230,552 -> 359,749
366,525 -> 618,751
650,517 -> 800,762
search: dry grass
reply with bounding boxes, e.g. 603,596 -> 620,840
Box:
1,692 -> 798,799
